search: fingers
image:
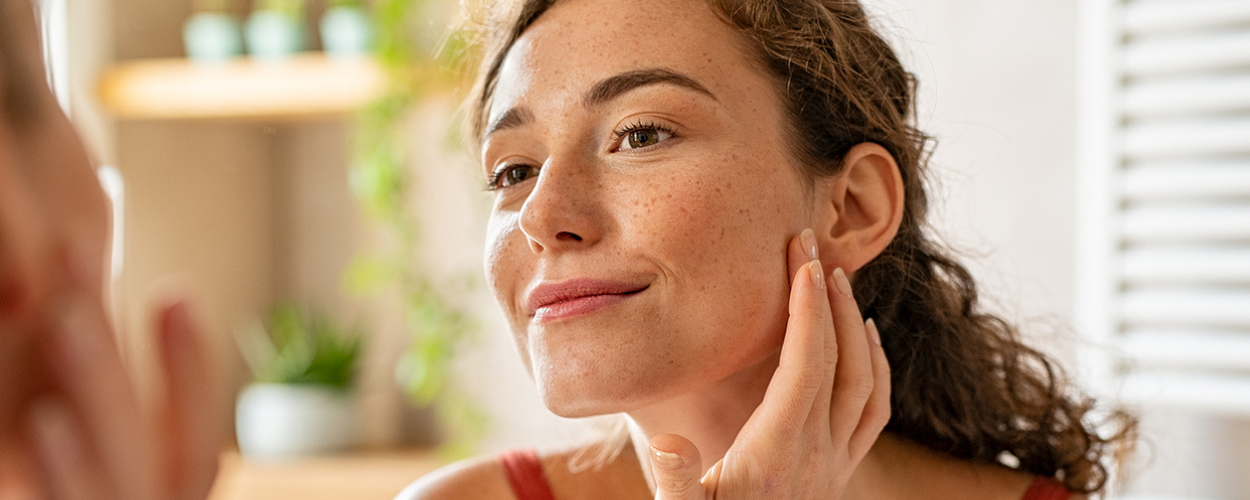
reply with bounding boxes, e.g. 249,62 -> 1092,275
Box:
748,243 -> 833,441
26,397 -> 116,500
786,228 -> 819,286
848,318 -> 891,458
156,299 -> 224,500
649,434 -> 705,500
40,293 -> 158,500
0,138 -> 46,317
826,267 -> 875,450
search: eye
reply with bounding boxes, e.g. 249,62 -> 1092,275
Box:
487,163 -> 539,190
614,122 -> 675,151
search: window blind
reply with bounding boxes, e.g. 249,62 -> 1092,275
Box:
1077,0 -> 1250,418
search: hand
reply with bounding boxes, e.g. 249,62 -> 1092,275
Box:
0,4 -> 225,496
647,228 -> 891,499
0,0 -> 110,437
24,293 -> 226,500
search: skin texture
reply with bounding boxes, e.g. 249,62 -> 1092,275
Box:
481,0 -> 807,418
0,2 -> 226,499
479,0 -> 900,469
404,0 -> 1087,499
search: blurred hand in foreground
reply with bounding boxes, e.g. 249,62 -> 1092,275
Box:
0,1 -> 227,498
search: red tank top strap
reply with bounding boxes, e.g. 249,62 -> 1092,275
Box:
498,449 -> 558,500
1022,477 -> 1073,500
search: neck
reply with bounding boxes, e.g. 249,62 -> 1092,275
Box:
624,350 -> 778,491
619,350 -> 911,500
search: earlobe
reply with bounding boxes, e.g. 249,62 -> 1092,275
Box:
815,143 -> 905,273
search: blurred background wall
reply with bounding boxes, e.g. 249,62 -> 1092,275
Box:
58,0 -> 1249,498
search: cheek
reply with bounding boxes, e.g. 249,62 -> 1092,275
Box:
626,155 -> 801,286
620,153 -> 804,349
484,212 -> 537,370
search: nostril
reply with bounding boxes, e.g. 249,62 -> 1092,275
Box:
556,231 -> 583,242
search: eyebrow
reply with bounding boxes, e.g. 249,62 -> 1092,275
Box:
484,68 -> 715,137
583,68 -> 715,107
485,107 -> 534,137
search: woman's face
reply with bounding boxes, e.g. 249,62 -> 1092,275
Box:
483,0 -> 818,417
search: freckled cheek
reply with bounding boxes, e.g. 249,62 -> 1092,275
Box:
483,214 -> 531,320
624,184 -> 782,315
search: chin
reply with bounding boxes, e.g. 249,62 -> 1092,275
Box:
535,368 -> 664,419
542,396 -> 614,419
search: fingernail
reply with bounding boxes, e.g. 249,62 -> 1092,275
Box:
650,446 -> 685,470
833,267 -> 853,297
866,318 -> 881,346
808,260 -> 824,288
800,228 -> 818,260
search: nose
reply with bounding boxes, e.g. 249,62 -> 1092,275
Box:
517,155 -> 605,254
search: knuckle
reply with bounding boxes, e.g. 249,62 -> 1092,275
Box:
658,471 -> 701,498
791,367 -> 825,398
845,373 -> 876,400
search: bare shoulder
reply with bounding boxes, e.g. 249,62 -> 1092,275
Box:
874,434 -> 1088,500
394,454 -> 513,500
943,459 -> 1091,500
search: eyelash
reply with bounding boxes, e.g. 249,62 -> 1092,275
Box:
485,121 -> 679,191
612,120 -> 678,148
485,164 -> 530,191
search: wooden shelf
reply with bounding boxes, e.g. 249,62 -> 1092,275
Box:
99,54 -> 386,120
207,448 -> 446,500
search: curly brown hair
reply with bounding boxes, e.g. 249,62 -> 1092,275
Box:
464,0 -> 1137,494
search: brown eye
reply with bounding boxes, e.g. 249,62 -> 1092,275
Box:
617,125 -> 673,151
492,164 -> 538,189
628,129 -> 659,148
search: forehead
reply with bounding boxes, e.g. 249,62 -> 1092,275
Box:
489,0 -> 770,124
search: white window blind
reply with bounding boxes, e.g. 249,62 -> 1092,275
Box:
1077,0 -> 1250,419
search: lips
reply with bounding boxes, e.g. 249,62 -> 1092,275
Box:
525,278 -> 649,321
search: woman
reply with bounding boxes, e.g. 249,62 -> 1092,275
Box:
402,0 -> 1134,499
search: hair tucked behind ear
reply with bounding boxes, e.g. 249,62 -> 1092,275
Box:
466,0 -> 1137,494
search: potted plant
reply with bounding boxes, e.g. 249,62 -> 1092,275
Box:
320,0 -> 373,58
245,0 -> 307,61
235,304 -> 362,460
183,0 -> 243,62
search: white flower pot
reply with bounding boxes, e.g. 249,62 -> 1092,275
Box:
320,6 -> 373,58
245,9 -> 305,61
235,383 -> 358,460
183,12 -> 243,62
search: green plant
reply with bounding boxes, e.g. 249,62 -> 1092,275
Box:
328,0 -> 365,7
344,0 -> 484,456
239,304 -> 362,389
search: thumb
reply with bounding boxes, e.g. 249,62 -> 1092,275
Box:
649,434 -> 706,500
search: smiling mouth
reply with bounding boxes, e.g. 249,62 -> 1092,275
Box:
527,280 -> 650,323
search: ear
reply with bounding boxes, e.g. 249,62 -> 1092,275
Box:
813,142 -> 905,274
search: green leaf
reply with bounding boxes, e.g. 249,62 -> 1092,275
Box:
240,304 -> 363,388
343,255 -> 401,296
